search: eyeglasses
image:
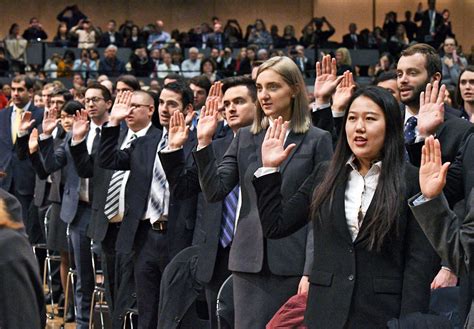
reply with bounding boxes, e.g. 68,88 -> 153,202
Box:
84,97 -> 105,104
130,103 -> 150,108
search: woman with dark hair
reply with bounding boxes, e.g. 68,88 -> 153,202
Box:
455,65 -> 474,122
124,25 -> 146,50
53,22 -> 73,47
200,57 -> 221,83
253,86 -> 436,328
194,56 -> 333,328
0,198 -> 45,328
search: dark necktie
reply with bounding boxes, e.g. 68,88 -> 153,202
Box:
91,127 -> 101,155
220,185 -> 239,248
148,132 -> 169,223
404,116 -> 418,144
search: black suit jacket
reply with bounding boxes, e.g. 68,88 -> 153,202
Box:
405,107 -> 474,167
254,163 -> 437,329
160,133 -> 233,283
342,33 -> 361,49
193,125 -> 333,276
0,104 -> 44,195
99,125 -> 198,257
414,10 -> 443,42
98,32 -> 124,47
70,126 -> 158,242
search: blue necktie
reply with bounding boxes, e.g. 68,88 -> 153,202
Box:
404,116 -> 418,144
220,185 -> 239,248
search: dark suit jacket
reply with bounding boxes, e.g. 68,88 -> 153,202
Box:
160,133 -> 233,283
16,125 -> 66,207
342,33 -> 362,49
99,125 -> 198,257
98,32 -> 124,47
0,227 -> 46,329
405,108 -> 474,167
0,104 -> 44,195
414,10 -> 443,42
193,125 -> 333,276
70,126 -> 158,242
253,163 -> 437,329
39,133 -> 87,224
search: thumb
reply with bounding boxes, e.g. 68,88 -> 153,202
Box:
283,143 -> 296,158
439,162 -> 450,182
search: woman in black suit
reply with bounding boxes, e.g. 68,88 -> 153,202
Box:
0,198 -> 45,329
194,56 -> 333,328
253,86 -> 437,329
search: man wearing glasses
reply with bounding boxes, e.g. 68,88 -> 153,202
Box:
38,83 -> 111,329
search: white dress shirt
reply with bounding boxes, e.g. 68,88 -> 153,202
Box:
110,123 -> 152,222
345,155 -> 381,241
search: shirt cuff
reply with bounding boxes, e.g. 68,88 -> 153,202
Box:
254,167 -> 279,178
161,146 -> 183,153
332,111 -> 345,118
70,136 -> 86,147
17,130 -> 29,138
412,194 -> 432,206
39,133 -> 53,141
311,102 -> 331,112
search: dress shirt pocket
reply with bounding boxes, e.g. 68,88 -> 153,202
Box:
372,277 -> 402,294
309,270 -> 333,287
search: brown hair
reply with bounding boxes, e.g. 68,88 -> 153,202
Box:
401,43 -> 442,79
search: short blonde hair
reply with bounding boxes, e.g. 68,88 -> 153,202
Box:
336,47 -> 352,66
251,56 -> 310,134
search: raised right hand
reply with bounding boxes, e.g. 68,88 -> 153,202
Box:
42,108 -> 59,136
168,111 -> 189,149
419,136 -> 450,199
109,90 -> 133,126
332,70 -> 356,113
261,117 -> 295,167
314,54 -> 344,105
28,128 -> 39,154
19,111 -> 36,133
197,99 -> 219,148
72,109 -> 90,142
206,81 -> 224,112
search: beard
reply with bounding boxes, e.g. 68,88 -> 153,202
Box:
400,78 -> 430,108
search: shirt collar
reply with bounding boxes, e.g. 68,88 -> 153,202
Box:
128,122 -> 151,139
90,120 -> 101,132
14,101 -> 31,112
346,154 -> 382,173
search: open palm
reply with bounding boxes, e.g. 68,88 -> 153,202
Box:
314,55 -> 343,102
419,136 -> 450,198
168,111 -> 189,149
261,117 -> 295,167
197,99 -> 219,147
418,81 -> 445,137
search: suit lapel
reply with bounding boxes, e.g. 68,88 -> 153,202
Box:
253,130 -> 266,168
1,107 -> 13,147
144,130 -> 162,177
331,182 -> 354,243
354,190 -> 379,245
280,131 -> 305,174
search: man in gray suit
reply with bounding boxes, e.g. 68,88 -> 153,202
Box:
410,136 -> 474,327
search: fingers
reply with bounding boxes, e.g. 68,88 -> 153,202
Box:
274,117 -> 283,141
433,138 -> 442,166
315,61 -> 321,77
421,144 -> 426,166
264,124 -> 272,141
425,83 -> 432,105
419,91 -> 425,107
437,84 -> 446,105
430,80 -> 439,104
330,57 -> 337,76
280,120 -> 289,143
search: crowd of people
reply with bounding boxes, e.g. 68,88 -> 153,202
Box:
1,1 -> 474,329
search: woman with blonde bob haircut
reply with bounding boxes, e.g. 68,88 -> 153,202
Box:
251,56 -> 311,134
194,55 -> 333,328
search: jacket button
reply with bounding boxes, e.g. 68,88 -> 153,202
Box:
348,248 -> 353,253
348,274 -> 354,281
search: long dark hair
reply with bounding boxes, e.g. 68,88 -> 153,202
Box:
455,65 -> 474,107
311,86 -> 405,251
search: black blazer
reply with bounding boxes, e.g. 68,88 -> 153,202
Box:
193,125 -> 333,276
342,33 -> 362,49
253,163 -> 437,329
98,32 -> 124,47
70,126 -> 158,241
99,125 -> 197,257
404,107 -> 473,167
0,105 -> 44,195
414,10 -> 443,42
160,132 -> 233,283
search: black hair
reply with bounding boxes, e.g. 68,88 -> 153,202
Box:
163,82 -> 193,109
51,88 -> 73,103
163,73 -> 186,85
200,58 -> 217,73
62,100 -> 85,115
374,70 -> 398,85
222,76 -> 257,102
86,82 -> 112,101
455,65 -> 474,107
189,75 -> 212,94
311,86 -> 405,251
116,75 -> 141,91
12,75 -> 35,90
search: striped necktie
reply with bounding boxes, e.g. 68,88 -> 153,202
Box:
12,108 -> 24,144
104,134 -> 137,220
148,132 -> 168,223
220,185 -> 239,248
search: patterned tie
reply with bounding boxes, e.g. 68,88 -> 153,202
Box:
12,108 -> 23,144
220,185 -> 239,248
104,134 -> 137,220
148,132 -> 169,223
404,116 -> 418,144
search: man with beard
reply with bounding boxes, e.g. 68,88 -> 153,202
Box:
397,42 -> 473,290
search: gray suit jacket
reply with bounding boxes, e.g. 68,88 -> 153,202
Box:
193,125 -> 332,276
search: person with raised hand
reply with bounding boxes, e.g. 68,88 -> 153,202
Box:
160,76 -> 258,328
254,86 -> 437,328
192,56 -> 332,328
